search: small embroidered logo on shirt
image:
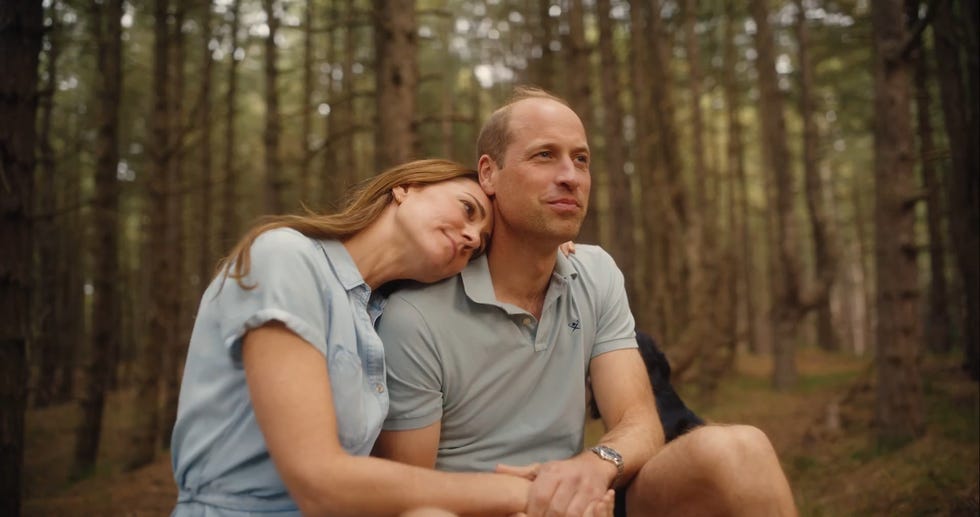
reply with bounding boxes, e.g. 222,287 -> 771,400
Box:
568,320 -> 581,331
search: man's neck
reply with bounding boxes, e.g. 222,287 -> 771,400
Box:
486,229 -> 560,319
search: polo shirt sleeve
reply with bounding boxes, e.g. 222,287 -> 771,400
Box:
377,292 -> 444,431
590,248 -> 637,358
217,228 -> 329,365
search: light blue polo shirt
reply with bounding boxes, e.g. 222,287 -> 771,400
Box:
379,245 -> 637,472
171,228 -> 388,516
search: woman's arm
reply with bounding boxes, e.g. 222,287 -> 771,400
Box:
243,323 -> 529,517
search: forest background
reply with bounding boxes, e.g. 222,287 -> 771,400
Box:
1,0 -> 977,515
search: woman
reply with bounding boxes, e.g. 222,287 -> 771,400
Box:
170,159 -> 611,516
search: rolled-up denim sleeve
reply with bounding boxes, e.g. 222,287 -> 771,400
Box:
217,229 -> 330,365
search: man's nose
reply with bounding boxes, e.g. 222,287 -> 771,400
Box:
555,155 -> 581,188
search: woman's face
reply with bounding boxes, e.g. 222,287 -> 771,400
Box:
393,178 -> 493,282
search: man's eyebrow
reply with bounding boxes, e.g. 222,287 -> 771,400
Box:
466,192 -> 488,220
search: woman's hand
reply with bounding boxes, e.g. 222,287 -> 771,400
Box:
495,463 -> 541,481
559,241 -> 576,256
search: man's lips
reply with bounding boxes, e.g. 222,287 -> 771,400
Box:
546,198 -> 582,211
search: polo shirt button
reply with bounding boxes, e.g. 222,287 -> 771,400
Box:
522,317 -> 531,326
375,383 -> 385,393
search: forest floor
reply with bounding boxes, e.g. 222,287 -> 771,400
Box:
22,347 -> 980,516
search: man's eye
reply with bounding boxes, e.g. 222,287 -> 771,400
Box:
536,151 -> 552,159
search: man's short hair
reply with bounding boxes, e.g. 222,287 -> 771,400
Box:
476,86 -> 570,167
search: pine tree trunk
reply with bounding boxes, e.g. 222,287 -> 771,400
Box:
596,0 -> 636,307
198,1 -> 216,285
374,0 -> 417,170
127,0 -> 171,470
263,0 -> 285,213
531,0 -> 557,91
72,0 -> 123,479
159,0 -> 188,450
221,0 -> 241,249
0,1 -> 42,512
300,0 -> 315,202
796,0 -> 840,352
33,5 -> 61,408
907,0 -> 950,354
933,0 -> 980,380
872,0 -> 924,443
750,0 -> 805,389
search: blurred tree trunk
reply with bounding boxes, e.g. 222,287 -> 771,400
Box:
221,0 -> 241,249
72,0 -> 123,479
338,1 -> 359,186
300,0 -> 315,202
595,0 -> 636,307
751,0 -> 820,390
32,5 -> 61,408
796,0 -> 840,352
263,0 -> 285,213
531,0 -> 557,91
128,0 -> 172,470
0,0 -> 42,512
871,0 -> 924,442
565,0 -> 598,244
56,114 -> 85,403
374,0 -> 417,170
160,0 -> 189,450
629,0 -> 656,336
320,1 -> 340,209
684,0 -> 728,396
722,0 -> 762,357
198,1 -> 216,285
933,0 -> 979,380
907,0 -> 950,354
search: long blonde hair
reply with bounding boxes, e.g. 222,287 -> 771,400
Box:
219,159 -> 478,290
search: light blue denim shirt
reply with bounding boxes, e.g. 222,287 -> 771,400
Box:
171,228 -> 388,516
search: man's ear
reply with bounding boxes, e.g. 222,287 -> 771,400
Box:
477,155 -> 497,195
392,185 -> 409,204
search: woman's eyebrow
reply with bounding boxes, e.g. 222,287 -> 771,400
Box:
465,192 -> 488,219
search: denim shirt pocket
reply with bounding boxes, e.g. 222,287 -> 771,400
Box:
326,345 -> 370,452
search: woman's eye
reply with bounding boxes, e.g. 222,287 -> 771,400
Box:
462,201 -> 475,218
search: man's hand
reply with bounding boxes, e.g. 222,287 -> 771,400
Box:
499,454 -> 616,517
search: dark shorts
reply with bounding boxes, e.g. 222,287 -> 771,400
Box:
614,485 -> 628,517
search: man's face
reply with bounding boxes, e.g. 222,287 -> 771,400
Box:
478,98 -> 591,244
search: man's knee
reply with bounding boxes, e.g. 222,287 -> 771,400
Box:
684,424 -> 780,475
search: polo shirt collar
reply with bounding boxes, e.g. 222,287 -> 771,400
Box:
461,250 -> 579,308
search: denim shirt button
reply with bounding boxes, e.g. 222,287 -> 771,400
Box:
375,383 -> 385,393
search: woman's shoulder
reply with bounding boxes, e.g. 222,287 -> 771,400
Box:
252,227 -> 322,258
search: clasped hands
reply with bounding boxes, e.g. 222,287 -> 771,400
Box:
496,455 -> 615,517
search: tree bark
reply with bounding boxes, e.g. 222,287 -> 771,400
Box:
595,0 -> 636,307
796,0 -> 840,352
33,3 -> 61,408
127,0 -> 171,470
0,1 -> 42,512
263,0 -> 285,213
198,0 -> 216,285
907,0 -> 951,354
221,0 -> 241,248
933,0 -> 979,380
750,0 -> 809,389
872,0 -> 924,443
72,0 -> 123,479
374,0 -> 418,170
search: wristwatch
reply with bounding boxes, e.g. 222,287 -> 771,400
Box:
589,445 -> 625,479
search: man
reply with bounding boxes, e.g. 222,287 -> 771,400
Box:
374,87 -> 796,516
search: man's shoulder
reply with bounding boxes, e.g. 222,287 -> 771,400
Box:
381,275 -> 465,326
563,244 -> 623,281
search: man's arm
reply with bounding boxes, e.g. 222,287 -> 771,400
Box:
372,421 -> 441,468
588,347 -> 664,486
